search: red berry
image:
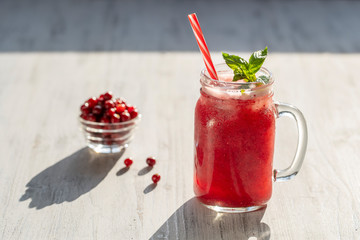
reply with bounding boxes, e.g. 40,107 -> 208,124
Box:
87,113 -> 97,122
116,103 -> 126,113
80,113 -> 87,120
106,108 -> 116,116
124,158 -> 133,167
80,103 -> 91,114
115,98 -> 124,105
130,109 -> 138,119
152,174 -> 161,183
146,157 -> 156,167
100,116 -> 110,123
104,100 -> 115,109
92,105 -> 103,115
127,105 -> 135,113
120,111 -> 131,122
87,97 -> 98,108
98,94 -> 105,103
104,91 -> 113,100
111,113 -> 121,123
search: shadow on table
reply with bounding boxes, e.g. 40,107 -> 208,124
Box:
150,198 -> 270,240
20,147 -> 124,209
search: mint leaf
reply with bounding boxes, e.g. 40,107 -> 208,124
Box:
233,74 -> 243,81
222,52 -> 248,71
233,69 -> 246,81
222,52 -> 249,81
222,47 -> 268,83
248,46 -> 268,74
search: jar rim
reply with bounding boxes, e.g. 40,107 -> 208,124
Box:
200,63 -> 274,90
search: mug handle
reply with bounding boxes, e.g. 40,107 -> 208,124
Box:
274,102 -> 308,182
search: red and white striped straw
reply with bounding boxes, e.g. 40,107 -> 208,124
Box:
188,13 -> 218,80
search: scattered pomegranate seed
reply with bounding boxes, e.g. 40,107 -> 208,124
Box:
111,113 -> 121,123
152,174 -> 161,183
124,158 -> 133,167
146,157 -> 156,167
116,103 -> 126,113
104,91 -> 113,100
120,111 -> 131,122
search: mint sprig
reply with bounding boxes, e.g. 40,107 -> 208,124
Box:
222,47 -> 269,83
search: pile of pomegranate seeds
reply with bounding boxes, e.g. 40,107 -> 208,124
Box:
80,91 -> 139,123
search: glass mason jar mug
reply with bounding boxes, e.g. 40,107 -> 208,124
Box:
194,64 -> 308,213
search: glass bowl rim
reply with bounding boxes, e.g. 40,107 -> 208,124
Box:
79,113 -> 141,126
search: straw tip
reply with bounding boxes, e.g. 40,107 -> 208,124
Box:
188,13 -> 197,17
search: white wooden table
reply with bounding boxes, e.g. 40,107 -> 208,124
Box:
1,0 -> 360,239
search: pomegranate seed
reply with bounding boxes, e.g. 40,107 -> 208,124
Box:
104,100 -> 115,109
127,105 -> 135,113
100,116 -> 110,123
124,158 -> 133,167
106,108 -> 116,116
146,157 -> 156,167
152,174 -> 161,183
92,105 -> 103,115
130,110 -> 138,119
120,111 -> 131,122
115,98 -> 124,105
116,103 -> 126,113
87,113 -> 97,122
104,92 -> 113,100
98,94 -> 105,103
80,103 -> 91,114
87,97 -> 98,108
80,113 -> 87,120
111,113 -> 121,123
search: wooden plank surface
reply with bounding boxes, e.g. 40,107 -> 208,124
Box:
1,52 -> 359,239
1,0 -> 360,239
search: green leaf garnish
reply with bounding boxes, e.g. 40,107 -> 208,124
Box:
222,46 -> 268,83
248,47 -> 268,74
221,52 -> 248,81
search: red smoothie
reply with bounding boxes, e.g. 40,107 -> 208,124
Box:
194,74 -> 276,208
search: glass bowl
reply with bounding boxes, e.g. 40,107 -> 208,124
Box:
79,114 -> 141,153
